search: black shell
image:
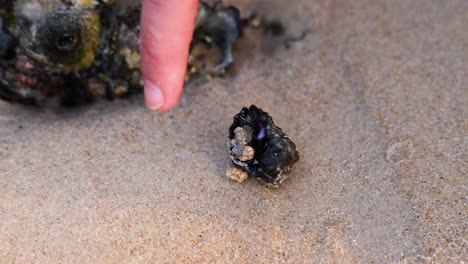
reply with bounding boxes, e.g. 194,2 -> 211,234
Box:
228,105 -> 299,187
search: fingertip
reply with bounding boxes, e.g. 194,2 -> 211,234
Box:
155,82 -> 184,111
158,99 -> 179,111
144,80 -> 164,110
144,77 -> 184,111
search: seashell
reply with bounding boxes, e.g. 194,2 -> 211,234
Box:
227,105 -> 299,187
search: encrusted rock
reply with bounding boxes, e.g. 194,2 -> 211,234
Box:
0,0 -> 243,106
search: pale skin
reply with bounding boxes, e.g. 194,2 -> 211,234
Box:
140,0 -> 199,111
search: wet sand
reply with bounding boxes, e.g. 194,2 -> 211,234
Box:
0,0 -> 466,262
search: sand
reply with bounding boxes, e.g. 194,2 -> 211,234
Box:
0,0 -> 466,262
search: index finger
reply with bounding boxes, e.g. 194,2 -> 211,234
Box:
140,0 -> 198,110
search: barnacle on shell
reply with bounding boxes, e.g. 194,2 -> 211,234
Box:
227,105 -> 300,187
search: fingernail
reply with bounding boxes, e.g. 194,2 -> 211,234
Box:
144,80 -> 164,110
